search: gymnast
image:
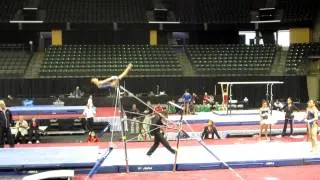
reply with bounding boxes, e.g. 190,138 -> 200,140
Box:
259,99 -> 271,140
91,63 -> 133,88
220,84 -> 229,110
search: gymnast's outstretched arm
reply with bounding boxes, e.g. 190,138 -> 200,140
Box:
91,63 -> 133,88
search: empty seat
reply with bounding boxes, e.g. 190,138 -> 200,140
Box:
185,44 -> 276,76
40,44 -> 182,77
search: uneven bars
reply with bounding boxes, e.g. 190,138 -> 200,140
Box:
168,101 -> 183,110
217,81 -> 284,85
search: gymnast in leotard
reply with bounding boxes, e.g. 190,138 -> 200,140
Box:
91,63 -> 133,88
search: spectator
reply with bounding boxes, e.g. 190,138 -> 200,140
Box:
214,102 -> 221,111
143,101 -> 153,115
87,131 -> 99,143
203,92 -> 211,105
15,116 -> 29,144
142,101 -> 153,133
73,86 -> 84,98
190,93 -> 198,114
274,99 -> 284,111
28,117 -> 40,144
127,104 -> 140,134
137,127 -> 151,141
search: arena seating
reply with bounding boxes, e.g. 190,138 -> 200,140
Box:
0,44 -> 31,77
185,44 -> 276,75
39,0 -> 150,23
286,43 -> 320,74
40,44 -> 182,77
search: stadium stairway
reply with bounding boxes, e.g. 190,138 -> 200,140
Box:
24,52 -> 45,78
270,47 -> 286,76
178,50 -> 196,77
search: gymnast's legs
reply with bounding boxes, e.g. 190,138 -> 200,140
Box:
91,63 -> 133,88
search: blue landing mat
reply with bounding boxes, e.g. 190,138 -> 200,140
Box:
9,105 -> 85,115
96,142 -> 320,172
0,146 -> 98,170
1,142 -> 319,174
169,111 -> 307,126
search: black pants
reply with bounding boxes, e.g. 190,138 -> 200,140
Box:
0,127 -> 15,148
282,118 -> 293,136
147,132 -> 176,156
84,117 -> 93,132
28,129 -> 40,142
15,131 -> 26,144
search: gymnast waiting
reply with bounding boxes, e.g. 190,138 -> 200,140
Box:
281,97 -> 299,137
259,100 -> 271,140
201,120 -> 221,140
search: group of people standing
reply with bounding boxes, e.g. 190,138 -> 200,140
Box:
259,97 -> 319,153
179,89 -> 218,114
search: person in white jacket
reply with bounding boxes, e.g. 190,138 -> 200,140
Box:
82,104 -> 96,132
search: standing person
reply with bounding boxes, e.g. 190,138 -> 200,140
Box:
281,97 -> 299,137
143,101 -> 153,115
191,93 -> 198,104
259,100 -> 271,140
28,117 -> 40,144
201,120 -> 221,139
0,100 -> 14,148
138,127 -> 151,141
182,89 -> 192,114
190,93 -> 198,114
221,85 -> 229,110
203,92 -> 211,105
146,111 -> 176,156
73,86 -> 84,98
274,99 -> 284,111
82,104 -> 96,132
87,95 -> 93,107
305,99 -> 319,153
127,103 -> 140,134
143,101 -> 153,133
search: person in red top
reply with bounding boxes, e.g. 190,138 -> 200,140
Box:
203,92 -> 211,105
154,104 -> 163,113
221,84 -> 229,110
222,88 -> 228,105
87,131 -> 100,143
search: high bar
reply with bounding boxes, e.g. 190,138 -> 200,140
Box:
217,81 -> 284,85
